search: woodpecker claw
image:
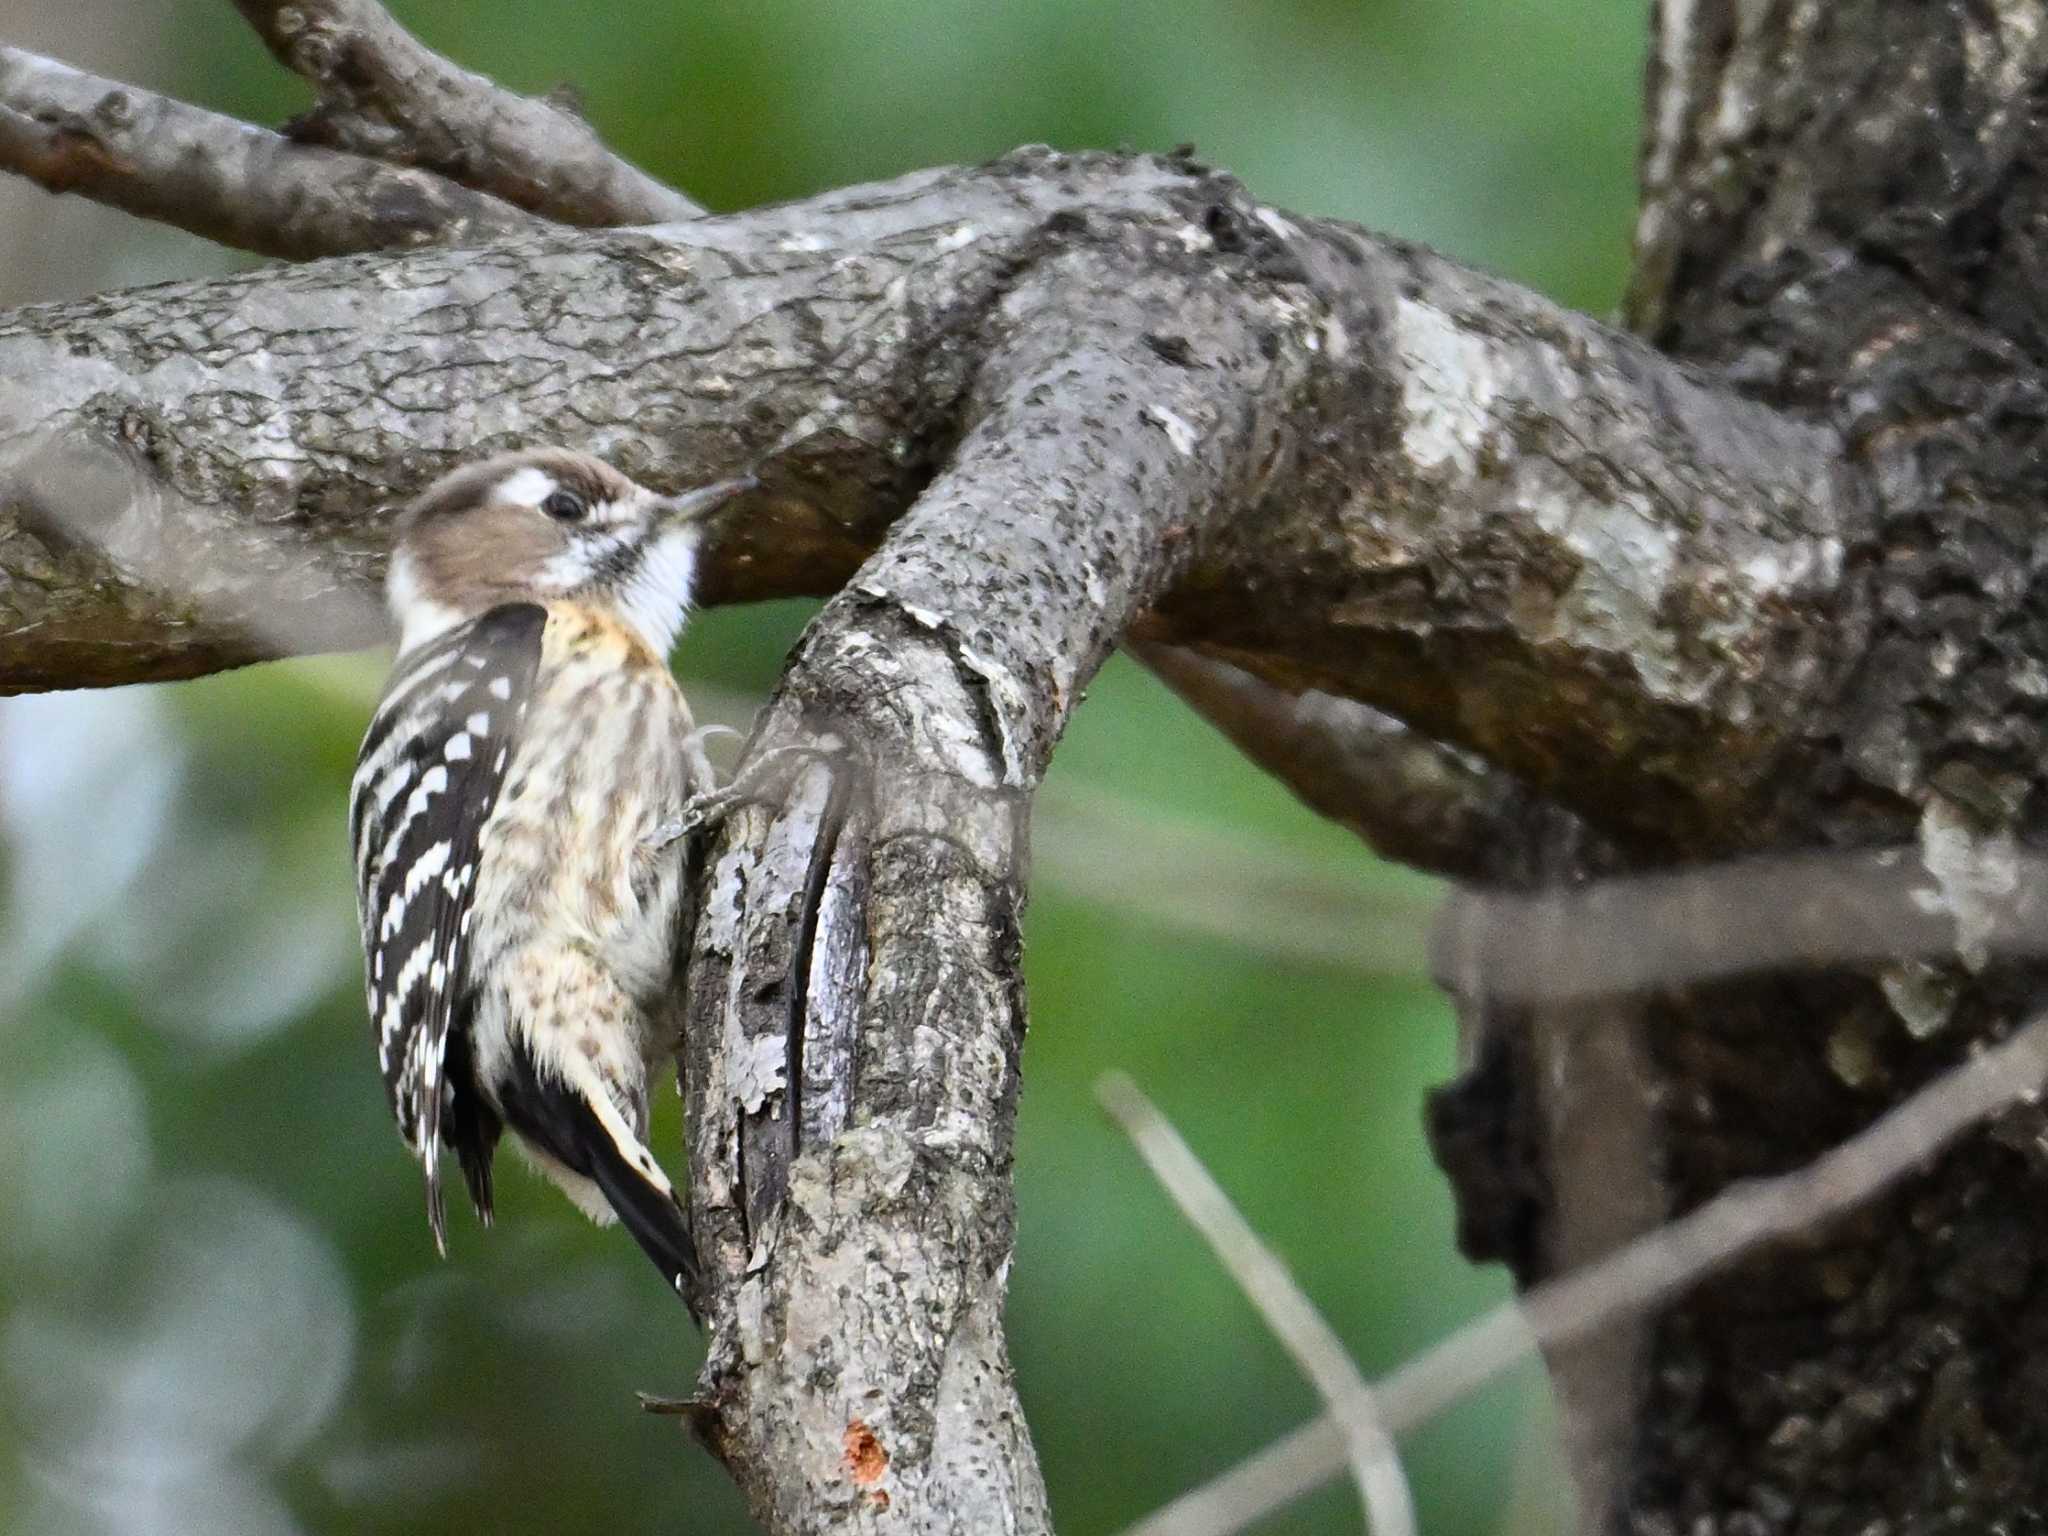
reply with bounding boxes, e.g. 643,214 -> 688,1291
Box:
678,738 -> 847,840
643,815 -> 688,853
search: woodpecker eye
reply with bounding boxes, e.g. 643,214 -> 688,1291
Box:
541,489 -> 588,523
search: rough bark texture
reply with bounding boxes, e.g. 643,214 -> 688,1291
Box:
675,243 -> 1289,1530
0,46 -> 542,258
1410,5 -> 2048,1534
10,3 -> 2048,1531
0,149 -> 1859,858
231,0 -> 703,224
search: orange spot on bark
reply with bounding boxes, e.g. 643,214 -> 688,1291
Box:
843,1419 -> 889,1487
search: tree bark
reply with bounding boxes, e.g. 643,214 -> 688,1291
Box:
0,146 -> 1855,858
675,242 -> 1277,1528
0,46 -> 544,257
8,3 -> 2048,1531
230,0 -> 703,225
1413,5 -> 2048,1533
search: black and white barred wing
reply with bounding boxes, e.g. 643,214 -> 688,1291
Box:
349,602 -> 546,1249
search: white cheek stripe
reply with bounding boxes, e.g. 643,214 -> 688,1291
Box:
496,467 -> 558,506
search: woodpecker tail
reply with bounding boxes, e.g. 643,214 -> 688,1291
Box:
441,1021 -> 502,1228
581,1122 -> 703,1315
497,1038 -> 702,1317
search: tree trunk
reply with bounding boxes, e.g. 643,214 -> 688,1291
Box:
1424,4 -> 2048,1531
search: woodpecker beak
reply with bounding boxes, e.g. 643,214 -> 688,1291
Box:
662,473 -> 759,525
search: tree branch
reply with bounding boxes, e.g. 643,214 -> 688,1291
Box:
0,144 -> 1867,850
1132,640 -> 1519,879
0,46 -> 541,258
1130,1006 -> 2048,1535
1099,1071 -> 1417,1536
230,0 -> 702,225
678,237 -> 1283,1531
1149,226 -> 1865,851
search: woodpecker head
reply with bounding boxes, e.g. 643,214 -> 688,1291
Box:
385,448 -> 753,657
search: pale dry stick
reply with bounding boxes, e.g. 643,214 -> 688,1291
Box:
1039,778 -> 1436,976
0,46 -> 542,259
1122,1010 -> 2048,1536
6,436 -> 1438,989
17,437 -> 2038,1009
1098,1070 -> 1419,1536
231,0 -> 703,225
0,429 -> 397,677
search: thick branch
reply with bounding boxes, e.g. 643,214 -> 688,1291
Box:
680,242 -> 1282,1532
231,0 -> 702,225
0,148 -> 1864,848
1150,230 -> 1864,851
0,47 -> 540,258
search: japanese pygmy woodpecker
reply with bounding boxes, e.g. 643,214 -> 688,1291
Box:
349,448 -> 751,1305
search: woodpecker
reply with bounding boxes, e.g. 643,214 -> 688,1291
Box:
348,448 -> 751,1306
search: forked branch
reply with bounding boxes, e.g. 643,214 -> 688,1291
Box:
0,139 -> 1863,855
678,244 -> 1285,1532
231,0 -> 702,225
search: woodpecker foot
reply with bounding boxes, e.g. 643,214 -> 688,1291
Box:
676,737 -> 847,841
643,816 -> 689,855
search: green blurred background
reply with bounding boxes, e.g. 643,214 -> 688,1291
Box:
0,2 -> 1645,1531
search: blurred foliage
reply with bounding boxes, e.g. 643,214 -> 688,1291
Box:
2,1 -> 1642,1531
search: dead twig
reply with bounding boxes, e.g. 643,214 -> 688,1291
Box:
1124,1010 -> 2048,1536
1099,1071 -> 1418,1536
0,46 -> 541,259
232,0 -> 702,225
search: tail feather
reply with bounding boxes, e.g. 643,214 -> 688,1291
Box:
582,1124 -> 702,1308
496,1036 -> 701,1315
442,1019 -> 501,1227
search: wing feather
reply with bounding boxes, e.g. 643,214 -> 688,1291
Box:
350,603 -> 546,1251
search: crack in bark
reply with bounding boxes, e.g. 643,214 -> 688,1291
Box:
786,759 -> 854,1165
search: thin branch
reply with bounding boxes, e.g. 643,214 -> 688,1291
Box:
0,46 -> 541,259
1435,842 -> 2042,1005
1133,640 -> 1520,880
1124,1010 -> 2048,1536
1097,1071 -> 1417,1536
1036,778 -> 1436,975
232,0 -> 702,224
